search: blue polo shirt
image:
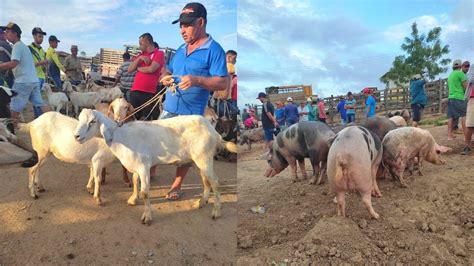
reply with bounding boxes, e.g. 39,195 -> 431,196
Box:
164,35 -> 228,115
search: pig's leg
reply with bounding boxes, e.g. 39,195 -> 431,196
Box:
407,158 -> 414,177
336,192 -> 346,217
288,158 -> 298,182
309,162 -> 319,185
298,159 -> 308,180
417,158 -> 424,176
314,161 -> 327,185
397,161 -> 409,188
361,191 -> 380,219
371,164 -> 382,198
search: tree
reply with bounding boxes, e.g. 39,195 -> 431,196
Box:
381,22 -> 450,86
80,51 -> 86,57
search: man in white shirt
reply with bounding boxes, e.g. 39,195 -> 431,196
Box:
298,101 -> 309,122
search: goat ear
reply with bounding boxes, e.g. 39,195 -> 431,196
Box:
99,123 -> 113,146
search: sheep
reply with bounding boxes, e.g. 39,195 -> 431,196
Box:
98,86 -> 123,103
94,97 -> 136,186
65,84 -> 101,117
43,83 -> 69,115
74,109 -> 238,224
20,112 -> 116,203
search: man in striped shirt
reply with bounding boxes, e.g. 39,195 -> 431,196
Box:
112,52 -> 136,101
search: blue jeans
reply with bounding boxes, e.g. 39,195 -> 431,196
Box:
346,113 -> 355,123
33,78 -> 45,118
50,74 -> 62,92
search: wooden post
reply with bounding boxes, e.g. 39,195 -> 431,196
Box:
438,78 -> 443,114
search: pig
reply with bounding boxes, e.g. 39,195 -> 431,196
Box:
382,127 -> 445,187
264,121 -> 335,184
239,128 -> 264,150
358,116 -> 397,141
327,126 -> 383,219
387,109 -> 411,123
389,115 -> 407,127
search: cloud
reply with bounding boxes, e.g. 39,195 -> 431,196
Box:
134,0 -> 235,24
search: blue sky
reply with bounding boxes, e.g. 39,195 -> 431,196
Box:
238,0 -> 474,107
0,0 -> 236,56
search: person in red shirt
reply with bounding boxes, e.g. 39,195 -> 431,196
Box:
128,33 -> 164,120
318,98 -> 327,123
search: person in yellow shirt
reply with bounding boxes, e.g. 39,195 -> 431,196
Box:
46,35 -> 65,91
29,27 -> 49,117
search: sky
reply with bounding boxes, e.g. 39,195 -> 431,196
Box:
238,0 -> 474,107
0,0 -> 237,56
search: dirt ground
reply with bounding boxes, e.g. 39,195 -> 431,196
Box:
0,106 -> 237,265
237,123 -> 473,265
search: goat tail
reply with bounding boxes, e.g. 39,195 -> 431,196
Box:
219,139 -> 238,153
17,121 -> 32,134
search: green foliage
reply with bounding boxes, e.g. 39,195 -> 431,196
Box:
381,22 -> 450,86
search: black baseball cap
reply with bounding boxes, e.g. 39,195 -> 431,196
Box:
32,27 -> 47,35
172,2 -> 207,24
49,35 -> 60,42
256,92 -> 267,99
0,22 -> 22,35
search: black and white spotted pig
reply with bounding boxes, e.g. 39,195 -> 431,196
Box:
264,121 -> 335,184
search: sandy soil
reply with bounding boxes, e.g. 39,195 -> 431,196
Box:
0,106 -> 237,265
237,123 -> 473,265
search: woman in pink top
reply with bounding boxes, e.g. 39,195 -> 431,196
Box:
318,99 -> 327,123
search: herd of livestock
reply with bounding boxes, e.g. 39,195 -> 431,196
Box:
0,80 -> 238,225
242,114 -> 449,219
0,78 -> 453,224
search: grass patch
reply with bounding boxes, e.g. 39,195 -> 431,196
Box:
419,117 -> 447,126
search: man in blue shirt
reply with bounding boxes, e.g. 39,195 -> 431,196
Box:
363,88 -> 376,118
160,2 -> 229,201
409,74 -> 427,127
284,96 -> 299,126
336,96 -> 347,125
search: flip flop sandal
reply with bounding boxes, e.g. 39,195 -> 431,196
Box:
165,189 -> 183,201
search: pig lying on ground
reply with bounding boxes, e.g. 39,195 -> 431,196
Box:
264,121 -> 335,184
327,126 -> 383,219
382,127 -> 445,187
389,115 -> 407,127
239,128 -> 264,150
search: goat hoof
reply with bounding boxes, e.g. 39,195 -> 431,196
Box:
127,197 -> 137,206
211,209 -> 221,220
193,200 -> 203,209
372,212 -> 380,220
37,188 -> 45,193
31,194 -> 38,199
141,213 -> 152,225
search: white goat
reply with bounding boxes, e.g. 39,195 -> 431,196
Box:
20,112 -> 116,203
74,109 -> 238,224
43,83 -> 69,115
65,84 -> 101,116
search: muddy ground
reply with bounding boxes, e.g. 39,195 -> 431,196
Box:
237,123 -> 473,265
0,106 -> 237,265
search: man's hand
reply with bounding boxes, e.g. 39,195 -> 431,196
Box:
141,56 -> 151,64
178,75 -> 197,90
160,75 -> 175,86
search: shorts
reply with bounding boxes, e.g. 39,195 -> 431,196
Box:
447,99 -> 467,119
10,82 -> 44,113
263,128 -> 274,141
411,103 -> 424,122
130,90 -> 160,120
466,98 -> 474,127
